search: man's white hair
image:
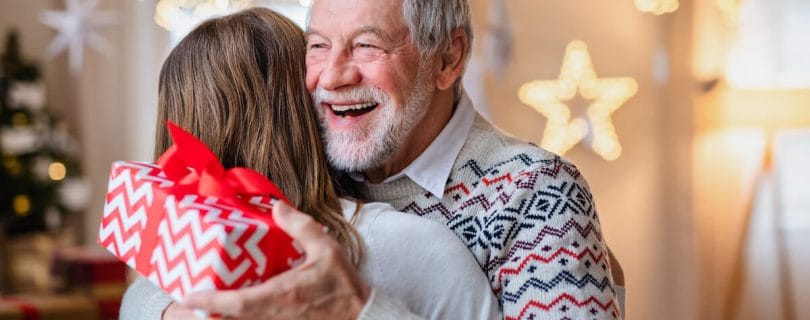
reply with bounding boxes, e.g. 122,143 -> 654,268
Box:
402,0 -> 473,61
403,0 -> 473,102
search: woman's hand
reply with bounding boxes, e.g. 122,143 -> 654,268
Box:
181,202 -> 371,320
162,302 -> 200,320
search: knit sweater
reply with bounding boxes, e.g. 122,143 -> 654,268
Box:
355,116 -> 622,320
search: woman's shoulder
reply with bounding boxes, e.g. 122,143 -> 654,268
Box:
342,198 -> 501,320
342,199 -> 456,239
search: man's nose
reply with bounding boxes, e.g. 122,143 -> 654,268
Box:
319,51 -> 361,91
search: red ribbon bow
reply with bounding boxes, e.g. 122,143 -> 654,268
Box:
134,121 -> 290,275
158,121 -> 289,205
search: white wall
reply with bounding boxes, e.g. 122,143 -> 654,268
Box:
75,0 -> 167,244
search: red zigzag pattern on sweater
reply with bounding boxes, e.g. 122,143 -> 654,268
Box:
497,247 -> 606,285
505,293 -> 619,320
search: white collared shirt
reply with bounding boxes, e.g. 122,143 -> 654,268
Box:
352,93 -> 477,199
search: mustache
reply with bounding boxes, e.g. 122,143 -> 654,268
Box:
312,86 -> 390,106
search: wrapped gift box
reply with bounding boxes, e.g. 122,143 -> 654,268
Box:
50,247 -> 128,320
0,295 -> 98,320
3,234 -> 56,295
51,247 -> 128,289
97,122 -> 301,302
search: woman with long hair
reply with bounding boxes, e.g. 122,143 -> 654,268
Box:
120,8 -> 499,320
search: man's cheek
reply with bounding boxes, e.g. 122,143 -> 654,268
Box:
358,65 -> 396,93
304,72 -> 319,93
304,60 -> 322,92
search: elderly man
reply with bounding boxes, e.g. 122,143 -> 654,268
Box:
183,0 -> 623,319
146,0 -> 623,319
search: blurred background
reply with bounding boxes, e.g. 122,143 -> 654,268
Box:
0,0 -> 808,319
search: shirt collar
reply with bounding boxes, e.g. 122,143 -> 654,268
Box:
352,92 -> 476,199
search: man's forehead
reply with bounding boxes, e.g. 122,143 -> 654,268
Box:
308,0 -> 407,34
311,0 -> 402,13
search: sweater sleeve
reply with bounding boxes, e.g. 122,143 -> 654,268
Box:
487,160 -> 622,320
357,290 -> 425,320
120,277 -> 174,320
120,278 -> 426,320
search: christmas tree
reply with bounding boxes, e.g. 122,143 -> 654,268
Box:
0,30 -> 87,236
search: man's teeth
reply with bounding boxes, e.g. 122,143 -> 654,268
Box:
330,102 -> 376,112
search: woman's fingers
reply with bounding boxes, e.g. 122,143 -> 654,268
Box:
272,201 -> 335,256
182,290 -> 245,318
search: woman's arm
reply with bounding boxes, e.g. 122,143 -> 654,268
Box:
120,277 -> 174,320
357,290 -> 425,320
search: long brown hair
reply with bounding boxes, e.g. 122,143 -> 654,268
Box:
154,8 -> 363,265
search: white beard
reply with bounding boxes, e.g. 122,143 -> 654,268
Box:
313,62 -> 434,173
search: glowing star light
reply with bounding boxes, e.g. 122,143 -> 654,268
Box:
519,40 -> 638,161
635,0 -> 679,15
40,0 -> 116,75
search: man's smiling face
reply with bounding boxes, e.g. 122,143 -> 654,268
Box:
305,0 -> 435,172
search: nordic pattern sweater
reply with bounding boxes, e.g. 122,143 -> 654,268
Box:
355,116 -> 622,320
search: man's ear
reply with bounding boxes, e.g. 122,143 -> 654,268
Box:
435,29 -> 469,91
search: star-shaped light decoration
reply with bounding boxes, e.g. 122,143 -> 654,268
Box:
635,0 -> 679,15
519,40 -> 638,161
40,0 -> 117,75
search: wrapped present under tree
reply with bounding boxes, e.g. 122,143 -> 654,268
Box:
0,295 -> 98,320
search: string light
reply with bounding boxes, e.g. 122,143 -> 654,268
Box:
48,162 -> 68,181
635,0 -> 679,15
519,40 -> 638,161
3,156 -> 23,176
11,112 -> 29,127
154,0 -> 254,37
13,195 -> 32,216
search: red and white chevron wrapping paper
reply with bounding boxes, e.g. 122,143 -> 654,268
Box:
97,122 -> 302,302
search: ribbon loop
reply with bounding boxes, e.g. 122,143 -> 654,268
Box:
157,121 -> 290,204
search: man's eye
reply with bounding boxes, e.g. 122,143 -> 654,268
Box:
308,43 -> 327,50
356,43 -> 378,49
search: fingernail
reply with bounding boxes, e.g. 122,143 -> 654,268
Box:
193,309 -> 209,319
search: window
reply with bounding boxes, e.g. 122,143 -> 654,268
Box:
726,0 -> 810,88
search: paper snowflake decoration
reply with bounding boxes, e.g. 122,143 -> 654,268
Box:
40,0 -> 117,74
